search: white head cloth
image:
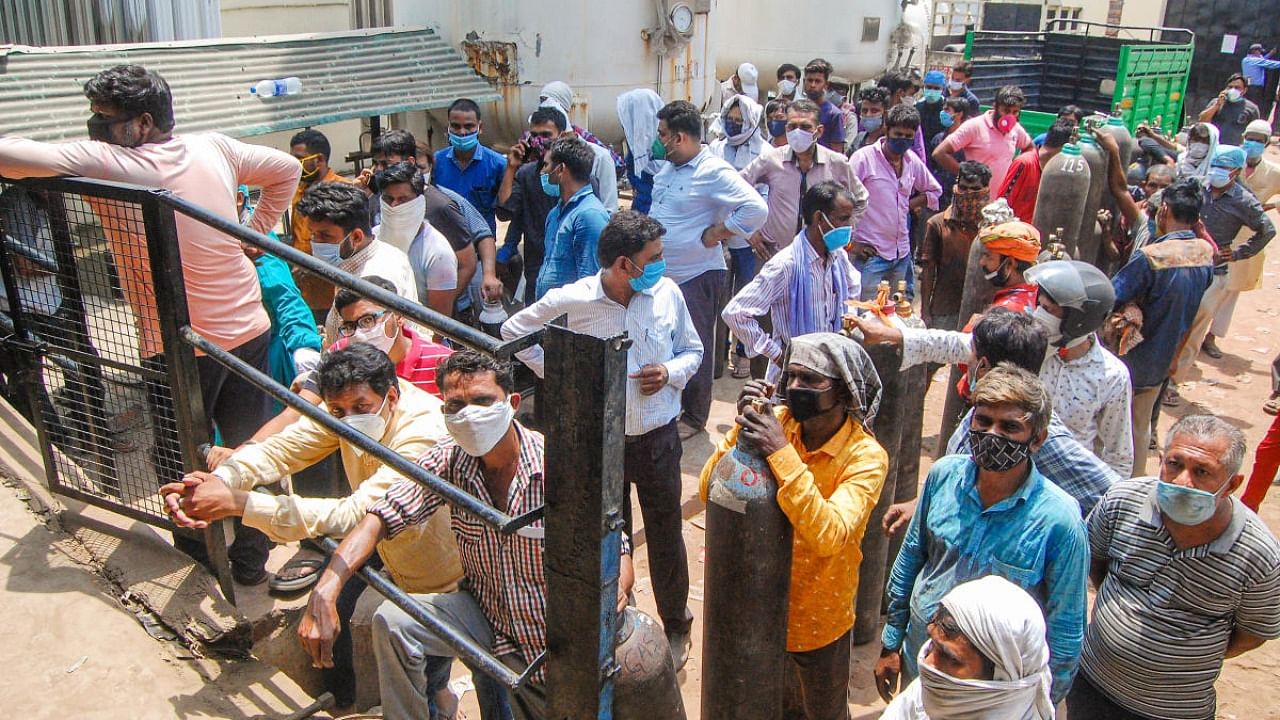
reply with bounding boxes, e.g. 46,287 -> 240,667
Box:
617,88 -> 666,175
879,575 -> 1054,720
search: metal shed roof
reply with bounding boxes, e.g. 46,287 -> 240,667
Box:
0,26 -> 501,143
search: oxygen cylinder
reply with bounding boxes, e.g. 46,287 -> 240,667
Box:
1033,143 -> 1091,257
1076,134 -> 1107,265
702,418 -> 793,720
614,607 -> 687,720
1099,115 -> 1136,166
935,233 -> 996,460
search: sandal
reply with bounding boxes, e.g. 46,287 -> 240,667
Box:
1265,394 -> 1280,416
731,364 -> 751,379
268,555 -> 326,594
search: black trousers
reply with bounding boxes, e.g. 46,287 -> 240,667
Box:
1067,670 -> 1160,720
623,419 -> 692,634
147,331 -> 273,573
782,629 -> 852,720
677,269 -> 727,428
323,552 -> 382,707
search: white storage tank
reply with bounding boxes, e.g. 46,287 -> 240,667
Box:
393,0 -> 718,146
716,0 -> 930,92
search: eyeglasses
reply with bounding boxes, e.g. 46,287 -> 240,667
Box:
337,310 -> 389,337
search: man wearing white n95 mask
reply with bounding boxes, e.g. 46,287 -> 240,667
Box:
373,161 -> 459,318
880,575 -> 1054,720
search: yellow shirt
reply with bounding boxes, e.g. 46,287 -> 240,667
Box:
699,406 -> 888,652
214,379 -> 463,594
290,168 -> 354,310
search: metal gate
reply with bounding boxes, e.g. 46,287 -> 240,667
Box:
0,174 -> 630,716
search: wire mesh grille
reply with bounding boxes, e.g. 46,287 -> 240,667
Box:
0,180 -> 193,523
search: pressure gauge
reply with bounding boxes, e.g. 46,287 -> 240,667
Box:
669,3 -> 695,34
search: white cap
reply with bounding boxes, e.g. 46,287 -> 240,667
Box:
1246,119 -> 1273,138
737,62 -> 759,102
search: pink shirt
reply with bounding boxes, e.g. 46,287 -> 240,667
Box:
741,143 -> 869,253
0,133 -> 299,356
848,139 -> 942,260
936,111 -> 1033,200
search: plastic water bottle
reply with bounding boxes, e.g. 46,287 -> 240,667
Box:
249,77 -> 302,98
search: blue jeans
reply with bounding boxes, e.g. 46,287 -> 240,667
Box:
854,255 -> 914,301
726,247 -> 758,358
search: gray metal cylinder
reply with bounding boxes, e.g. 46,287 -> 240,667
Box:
1076,135 -> 1108,266
935,237 -> 995,459
702,442 -> 793,719
614,607 -> 687,720
1033,143 -> 1092,257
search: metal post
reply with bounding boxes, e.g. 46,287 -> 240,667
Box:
543,320 -> 630,719
139,191 -> 233,605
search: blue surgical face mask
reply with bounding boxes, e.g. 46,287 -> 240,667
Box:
948,80 -> 965,92
939,110 -> 955,129
540,172 -> 560,197
1243,139 -> 1266,160
448,130 -> 480,152
628,257 -> 666,291
311,241 -> 342,264
923,89 -> 944,103
768,119 -> 787,138
1208,167 -> 1234,188
1156,479 -> 1230,526
862,116 -> 884,132
819,212 -> 851,252
886,136 -> 914,156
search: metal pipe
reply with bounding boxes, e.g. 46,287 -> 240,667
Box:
312,537 -> 534,690
155,191 -> 542,358
180,326 -> 542,534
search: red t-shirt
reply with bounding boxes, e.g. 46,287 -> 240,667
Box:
327,326 -> 453,398
995,151 -> 1043,223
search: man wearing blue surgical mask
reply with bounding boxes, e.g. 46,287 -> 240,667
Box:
1198,73 -> 1261,146
502,211 -> 701,669
432,98 -> 508,234
532,136 -> 609,300
1070,414 -> 1280,720
915,70 -> 949,154
722,181 -> 862,382
1169,143 -> 1274,387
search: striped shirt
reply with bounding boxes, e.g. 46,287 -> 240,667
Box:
1081,478 -> 1280,719
501,273 -> 703,436
370,423 -> 548,664
721,230 -> 861,381
326,326 -> 452,398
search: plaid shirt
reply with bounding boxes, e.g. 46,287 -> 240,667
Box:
371,422 -> 547,663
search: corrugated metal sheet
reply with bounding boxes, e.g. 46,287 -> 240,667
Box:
0,26 -> 501,143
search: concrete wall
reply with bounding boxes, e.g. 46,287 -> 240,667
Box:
219,0 -> 367,175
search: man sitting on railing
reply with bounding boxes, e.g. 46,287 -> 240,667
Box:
0,63 -> 301,585
298,350 -> 635,720
160,344 -> 463,712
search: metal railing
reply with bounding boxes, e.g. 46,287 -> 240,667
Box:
0,174 -> 630,714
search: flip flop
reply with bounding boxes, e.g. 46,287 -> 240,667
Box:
268,556 -> 326,594
1265,395 -> 1280,416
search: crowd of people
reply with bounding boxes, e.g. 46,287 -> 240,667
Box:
2,54 -> 1280,720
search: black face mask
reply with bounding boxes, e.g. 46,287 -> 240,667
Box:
786,386 -> 836,422
969,430 -> 1032,472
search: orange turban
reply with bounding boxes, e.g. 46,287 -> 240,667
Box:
978,221 -> 1041,263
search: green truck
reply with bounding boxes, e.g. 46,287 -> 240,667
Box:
962,21 -> 1196,138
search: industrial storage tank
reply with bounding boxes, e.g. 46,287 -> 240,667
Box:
393,0 -> 718,146
715,0 -> 930,92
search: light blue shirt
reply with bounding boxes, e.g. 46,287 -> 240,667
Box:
501,273 -> 703,435
649,147 -> 768,284
535,185 -> 609,300
883,454 -> 1089,702
1242,53 -> 1280,86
